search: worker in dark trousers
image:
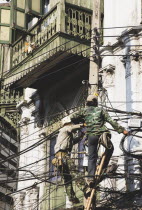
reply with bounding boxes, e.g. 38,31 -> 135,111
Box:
70,95 -> 128,186
52,116 -> 84,203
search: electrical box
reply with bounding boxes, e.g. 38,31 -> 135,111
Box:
128,118 -> 142,128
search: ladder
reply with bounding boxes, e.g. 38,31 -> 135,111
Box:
84,153 -> 106,210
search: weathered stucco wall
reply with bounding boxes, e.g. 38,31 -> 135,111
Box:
101,0 -> 142,202
104,0 -> 141,45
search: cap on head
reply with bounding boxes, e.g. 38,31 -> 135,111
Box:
62,116 -> 71,126
87,95 -> 98,102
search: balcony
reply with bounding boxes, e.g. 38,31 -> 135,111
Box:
4,2 -> 92,88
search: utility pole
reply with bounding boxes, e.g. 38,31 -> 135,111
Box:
85,1 -> 101,209
89,0 -> 101,95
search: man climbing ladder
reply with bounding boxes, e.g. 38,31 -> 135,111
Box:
71,95 -> 128,190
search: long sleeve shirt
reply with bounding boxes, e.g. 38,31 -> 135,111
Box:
54,124 -> 82,154
70,106 -> 125,136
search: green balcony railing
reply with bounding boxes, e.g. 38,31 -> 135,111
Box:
12,6 -> 58,67
11,3 -> 92,69
65,4 -> 92,40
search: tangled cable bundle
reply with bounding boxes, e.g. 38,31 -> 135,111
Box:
120,129 -> 142,159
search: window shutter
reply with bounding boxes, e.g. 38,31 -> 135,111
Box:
0,7 -> 11,43
27,0 -> 42,16
12,0 -> 26,30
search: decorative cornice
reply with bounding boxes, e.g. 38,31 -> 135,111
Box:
99,64 -> 115,74
130,50 -> 140,61
120,50 -> 141,64
101,27 -> 142,55
99,65 -> 115,88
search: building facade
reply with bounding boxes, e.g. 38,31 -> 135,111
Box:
1,0 -> 142,209
0,2 -> 21,209
0,0 -> 94,209
99,0 -> 142,208
0,117 -> 18,210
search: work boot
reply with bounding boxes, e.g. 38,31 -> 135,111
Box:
86,178 -> 95,188
83,185 -> 91,198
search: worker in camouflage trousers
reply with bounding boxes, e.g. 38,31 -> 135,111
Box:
70,95 -> 128,186
52,116 -> 84,204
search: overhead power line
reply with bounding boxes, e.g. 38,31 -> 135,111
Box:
98,25 -> 142,30
3,24 -> 142,80
3,29 -> 142,88
4,36 -> 92,81
3,48 -> 91,89
1,102 -> 142,165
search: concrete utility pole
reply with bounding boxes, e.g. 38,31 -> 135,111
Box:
89,0 -> 101,95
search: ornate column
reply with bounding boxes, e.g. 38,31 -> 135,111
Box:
24,191 -> 31,209
24,188 -> 39,209
99,64 -> 115,104
12,192 -> 25,210
29,187 -> 39,210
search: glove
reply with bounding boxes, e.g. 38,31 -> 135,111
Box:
123,130 -> 129,135
80,123 -> 87,128
79,123 -> 85,128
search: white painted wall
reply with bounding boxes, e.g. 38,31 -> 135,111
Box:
13,88 -> 47,210
104,0 -> 141,45
102,0 -> 142,201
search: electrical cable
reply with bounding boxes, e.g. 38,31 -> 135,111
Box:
3,30 -> 142,89
4,38 -> 92,81
0,102 -> 87,165
0,108 -> 139,171
0,169 -> 141,184
5,33 -> 142,79
32,187 -> 57,210
98,25 -> 142,29
2,96 -> 87,149
0,121 -> 136,166
0,151 -> 131,181
1,23 -> 142,208
1,26 -> 142,82
10,39 -> 72,71
6,26 -> 95,76
97,188 -> 142,208
0,132 -> 51,165
3,49 -> 91,90
91,43 -> 142,47
1,154 -> 142,207
120,129 -> 142,159
101,104 -> 142,116
4,25 -> 142,77
92,34 -> 142,38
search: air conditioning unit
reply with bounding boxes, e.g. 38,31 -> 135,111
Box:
128,118 -> 142,128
